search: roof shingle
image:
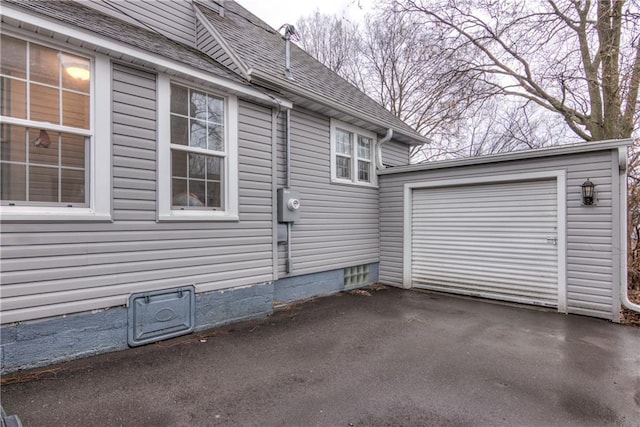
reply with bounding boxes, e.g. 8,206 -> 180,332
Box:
197,1 -> 426,143
2,0 -> 247,85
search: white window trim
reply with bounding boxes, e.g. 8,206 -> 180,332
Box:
157,74 -> 239,222
330,119 -> 377,187
0,48 -> 112,222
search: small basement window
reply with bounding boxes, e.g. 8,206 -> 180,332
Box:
344,264 -> 370,288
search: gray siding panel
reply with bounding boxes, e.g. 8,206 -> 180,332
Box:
277,108 -> 379,277
195,20 -> 240,74
0,78 -> 275,322
83,0 -> 196,46
112,64 -> 157,222
382,140 -> 410,166
379,151 -> 616,320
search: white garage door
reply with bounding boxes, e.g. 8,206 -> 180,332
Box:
411,179 -> 559,307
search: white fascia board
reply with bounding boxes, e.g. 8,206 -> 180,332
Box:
192,3 -> 251,79
249,69 -> 428,145
380,138 -> 633,175
1,4 -> 291,109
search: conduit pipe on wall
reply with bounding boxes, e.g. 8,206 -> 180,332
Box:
619,148 -> 640,313
286,108 -> 293,273
376,128 -> 393,170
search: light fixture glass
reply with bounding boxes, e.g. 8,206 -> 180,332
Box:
61,54 -> 90,81
64,63 -> 90,81
581,178 -> 595,205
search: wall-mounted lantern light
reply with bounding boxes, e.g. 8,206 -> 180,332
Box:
581,179 -> 595,205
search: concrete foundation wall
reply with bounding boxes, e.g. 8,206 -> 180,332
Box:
1,283 -> 274,374
274,263 -> 379,304
1,265 -> 377,374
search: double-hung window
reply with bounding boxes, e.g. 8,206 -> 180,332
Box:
157,76 -> 238,221
0,34 -> 110,221
330,119 -> 376,186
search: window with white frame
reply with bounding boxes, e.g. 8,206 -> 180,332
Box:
0,34 -> 110,220
158,76 -> 238,221
330,119 -> 376,186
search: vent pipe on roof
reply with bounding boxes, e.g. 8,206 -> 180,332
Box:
218,0 -> 225,17
278,24 -> 297,80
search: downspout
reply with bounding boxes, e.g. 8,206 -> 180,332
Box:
286,109 -> 292,273
619,147 -> 640,312
376,128 -> 393,169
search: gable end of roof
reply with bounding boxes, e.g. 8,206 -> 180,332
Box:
193,2 -> 251,80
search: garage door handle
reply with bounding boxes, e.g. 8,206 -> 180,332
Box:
546,237 -> 558,245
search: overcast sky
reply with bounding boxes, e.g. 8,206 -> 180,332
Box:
235,0 -> 372,29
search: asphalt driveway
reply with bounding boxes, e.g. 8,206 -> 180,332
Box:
2,287 -> 639,426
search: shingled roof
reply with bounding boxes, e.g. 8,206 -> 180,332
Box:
196,1 -> 428,145
1,0 -> 247,85
3,0 -> 427,145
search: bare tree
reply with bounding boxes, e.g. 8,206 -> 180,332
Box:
296,6 -> 489,158
398,0 -> 640,141
412,97 -> 578,161
295,10 -> 362,86
359,9 -> 483,136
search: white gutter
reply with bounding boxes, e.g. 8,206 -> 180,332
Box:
379,139 -> 633,174
619,147 -> 640,313
376,128 -> 393,169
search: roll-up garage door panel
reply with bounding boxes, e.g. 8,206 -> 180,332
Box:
411,179 -> 558,307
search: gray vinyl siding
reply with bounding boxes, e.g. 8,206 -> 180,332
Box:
277,108 -> 380,277
0,66 -> 275,324
379,150 -> 617,320
112,64 -> 157,221
83,0 -> 196,46
195,20 -> 241,75
381,140 -> 410,167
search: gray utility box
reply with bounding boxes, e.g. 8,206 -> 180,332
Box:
277,188 -> 300,222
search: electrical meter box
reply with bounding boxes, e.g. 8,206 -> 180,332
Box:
277,188 -> 300,222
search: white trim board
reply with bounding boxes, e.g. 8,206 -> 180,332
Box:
382,139 -> 632,175
402,170 -> 568,313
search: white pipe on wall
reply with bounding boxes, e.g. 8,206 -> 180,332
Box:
286,109 -> 292,273
619,147 -> 640,313
376,128 -> 393,170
